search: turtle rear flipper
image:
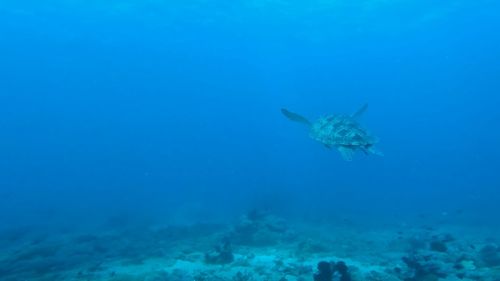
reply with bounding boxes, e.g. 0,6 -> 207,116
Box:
338,146 -> 354,161
367,146 -> 384,156
281,108 -> 312,126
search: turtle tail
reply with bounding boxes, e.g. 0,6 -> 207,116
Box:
281,108 -> 312,127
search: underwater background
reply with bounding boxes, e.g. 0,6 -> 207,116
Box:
1,1 -> 500,280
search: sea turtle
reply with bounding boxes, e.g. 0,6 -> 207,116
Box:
281,104 -> 383,161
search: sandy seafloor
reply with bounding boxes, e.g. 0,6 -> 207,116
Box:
1,212 -> 499,281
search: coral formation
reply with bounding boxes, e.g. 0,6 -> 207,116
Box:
479,244 -> 500,267
400,254 -> 448,280
313,261 -> 352,281
204,238 -> 234,265
429,240 -> 448,253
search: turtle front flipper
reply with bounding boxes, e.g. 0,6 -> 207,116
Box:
337,146 -> 354,161
351,103 -> 368,120
281,108 -> 312,126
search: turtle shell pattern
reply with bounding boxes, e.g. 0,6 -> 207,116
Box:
309,114 -> 376,147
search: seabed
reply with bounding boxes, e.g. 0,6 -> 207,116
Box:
1,211 -> 499,281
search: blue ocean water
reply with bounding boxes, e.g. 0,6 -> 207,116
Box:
1,1 -> 500,280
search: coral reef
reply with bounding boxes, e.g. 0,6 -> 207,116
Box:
392,230 -> 500,281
